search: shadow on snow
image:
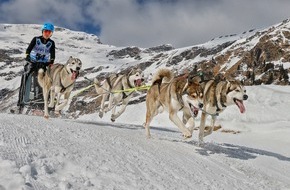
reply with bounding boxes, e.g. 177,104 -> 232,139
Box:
71,119 -> 290,162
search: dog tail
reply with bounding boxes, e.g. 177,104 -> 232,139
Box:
37,68 -> 45,88
151,68 -> 174,86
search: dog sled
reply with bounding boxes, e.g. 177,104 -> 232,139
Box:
11,61 -> 46,115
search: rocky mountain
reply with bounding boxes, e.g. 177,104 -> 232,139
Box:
0,19 -> 289,117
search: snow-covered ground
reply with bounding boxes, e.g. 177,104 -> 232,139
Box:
0,85 -> 290,190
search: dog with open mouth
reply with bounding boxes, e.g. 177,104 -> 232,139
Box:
144,68 -> 204,139
94,67 -> 144,122
198,78 -> 248,144
38,56 -> 82,118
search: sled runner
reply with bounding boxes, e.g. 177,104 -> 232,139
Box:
13,61 -> 46,115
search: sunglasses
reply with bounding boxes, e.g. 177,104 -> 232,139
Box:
43,30 -> 52,34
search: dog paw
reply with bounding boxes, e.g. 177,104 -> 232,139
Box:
111,114 -> 117,122
44,115 -> 49,119
54,111 -> 61,117
197,140 -> 205,147
99,112 -> 103,118
183,133 -> 192,139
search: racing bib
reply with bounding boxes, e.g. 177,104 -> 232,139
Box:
30,38 -> 52,62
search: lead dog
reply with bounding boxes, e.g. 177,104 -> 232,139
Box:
198,78 -> 248,144
38,56 -> 82,118
144,68 -> 204,138
94,68 -> 144,121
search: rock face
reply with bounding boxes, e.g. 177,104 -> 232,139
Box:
0,49 -> 22,63
107,47 -> 141,58
159,19 -> 290,85
143,44 -> 174,53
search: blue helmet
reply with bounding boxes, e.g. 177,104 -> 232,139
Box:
42,22 -> 54,32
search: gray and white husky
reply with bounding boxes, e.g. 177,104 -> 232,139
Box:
38,56 -> 82,118
144,68 -> 204,139
199,78 -> 248,144
94,68 -> 144,122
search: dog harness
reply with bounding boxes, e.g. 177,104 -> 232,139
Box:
121,74 -> 134,99
48,64 -> 76,93
60,66 -> 77,93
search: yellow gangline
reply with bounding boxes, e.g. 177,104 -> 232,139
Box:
71,84 -> 151,99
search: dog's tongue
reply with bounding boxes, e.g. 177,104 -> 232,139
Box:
71,71 -> 77,80
193,109 -> 198,116
135,79 -> 142,87
236,100 -> 245,113
191,106 -> 199,117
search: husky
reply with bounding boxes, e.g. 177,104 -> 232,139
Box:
94,73 -> 120,118
198,78 -> 248,144
94,68 -> 144,121
38,56 -> 82,118
144,68 -> 204,138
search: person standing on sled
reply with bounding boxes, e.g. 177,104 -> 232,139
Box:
26,22 -> 55,71
16,22 -> 56,111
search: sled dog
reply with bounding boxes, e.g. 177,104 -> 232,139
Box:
198,78 -> 248,143
94,73 -> 120,118
38,56 -> 82,118
144,68 -> 204,138
94,68 -> 144,121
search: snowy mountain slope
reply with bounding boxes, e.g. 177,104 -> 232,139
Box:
0,85 -> 290,190
1,19 -> 290,115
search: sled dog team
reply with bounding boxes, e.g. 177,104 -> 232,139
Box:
40,60 -> 248,144
36,57 -> 248,143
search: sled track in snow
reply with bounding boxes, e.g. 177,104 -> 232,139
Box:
0,117 -> 48,189
0,114 -> 289,189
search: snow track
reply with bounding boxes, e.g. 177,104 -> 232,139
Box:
0,113 -> 290,190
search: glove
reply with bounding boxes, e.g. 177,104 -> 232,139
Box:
25,55 -> 30,62
24,62 -> 32,73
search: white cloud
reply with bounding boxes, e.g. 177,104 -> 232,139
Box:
1,0 -> 290,48
0,0 -> 88,29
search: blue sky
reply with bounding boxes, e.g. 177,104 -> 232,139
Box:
1,0 -> 290,48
